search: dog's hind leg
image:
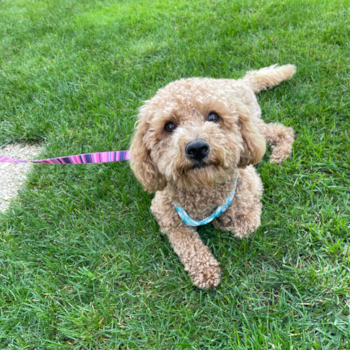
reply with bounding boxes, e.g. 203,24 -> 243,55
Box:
256,120 -> 295,163
237,64 -> 296,163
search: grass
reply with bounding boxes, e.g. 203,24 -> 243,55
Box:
0,0 -> 349,348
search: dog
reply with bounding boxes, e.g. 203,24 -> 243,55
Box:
130,64 -> 296,289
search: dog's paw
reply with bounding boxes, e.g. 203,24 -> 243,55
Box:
269,145 -> 291,164
191,265 -> 221,290
231,213 -> 261,239
269,152 -> 288,164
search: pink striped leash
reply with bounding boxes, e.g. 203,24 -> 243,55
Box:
0,150 -> 131,164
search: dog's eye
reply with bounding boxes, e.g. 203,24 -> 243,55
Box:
164,122 -> 176,133
208,112 -> 220,123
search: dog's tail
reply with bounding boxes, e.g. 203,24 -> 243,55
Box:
241,64 -> 296,93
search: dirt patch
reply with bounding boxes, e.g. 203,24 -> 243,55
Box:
0,144 -> 42,212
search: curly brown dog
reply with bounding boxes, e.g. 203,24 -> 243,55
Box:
130,64 -> 296,289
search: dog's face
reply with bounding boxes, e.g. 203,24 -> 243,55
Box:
130,78 -> 266,192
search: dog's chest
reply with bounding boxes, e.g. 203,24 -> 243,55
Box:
168,180 -> 237,221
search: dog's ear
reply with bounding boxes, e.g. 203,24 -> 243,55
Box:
236,104 -> 266,167
130,111 -> 166,193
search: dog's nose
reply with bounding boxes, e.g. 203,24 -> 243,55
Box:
185,140 -> 210,161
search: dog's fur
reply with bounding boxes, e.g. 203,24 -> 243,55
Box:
130,64 -> 296,289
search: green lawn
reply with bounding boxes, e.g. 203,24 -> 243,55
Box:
0,0 -> 349,348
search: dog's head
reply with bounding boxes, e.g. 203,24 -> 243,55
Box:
130,78 -> 266,192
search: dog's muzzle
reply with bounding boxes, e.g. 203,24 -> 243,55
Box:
185,140 -> 210,162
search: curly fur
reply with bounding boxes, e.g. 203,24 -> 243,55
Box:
130,64 -> 296,289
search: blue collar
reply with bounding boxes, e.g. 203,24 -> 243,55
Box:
174,179 -> 238,227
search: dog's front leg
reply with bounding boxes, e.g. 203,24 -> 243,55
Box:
166,225 -> 221,289
151,191 -> 221,289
